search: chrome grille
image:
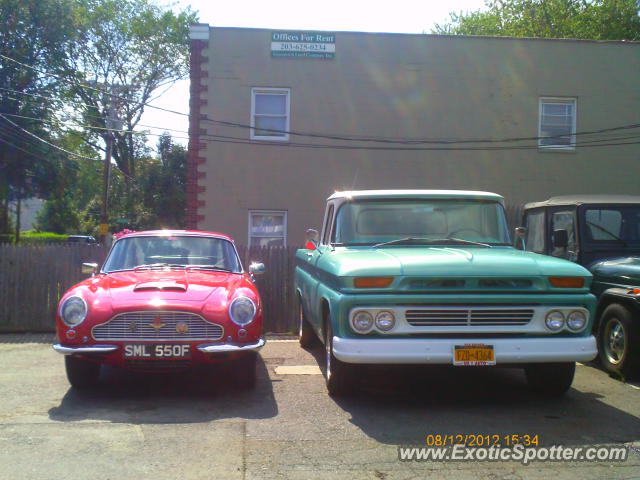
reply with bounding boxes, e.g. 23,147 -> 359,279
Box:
92,311 -> 224,341
405,307 -> 534,327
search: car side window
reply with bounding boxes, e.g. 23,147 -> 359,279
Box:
550,209 -> 578,261
322,204 -> 334,245
524,210 -> 546,253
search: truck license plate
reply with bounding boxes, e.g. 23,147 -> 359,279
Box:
453,344 -> 495,366
124,344 -> 191,358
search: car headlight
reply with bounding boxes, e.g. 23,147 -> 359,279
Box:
545,310 -> 565,331
352,310 -> 373,333
567,310 -> 587,331
375,311 -> 395,331
60,296 -> 88,326
229,296 -> 256,326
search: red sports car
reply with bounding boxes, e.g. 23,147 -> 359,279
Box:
53,230 -> 265,388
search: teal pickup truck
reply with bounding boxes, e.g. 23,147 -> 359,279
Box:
295,190 -> 597,396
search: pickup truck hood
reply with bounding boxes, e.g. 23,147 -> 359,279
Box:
320,246 -> 590,279
589,256 -> 640,288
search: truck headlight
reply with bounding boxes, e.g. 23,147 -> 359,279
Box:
375,311 -> 395,331
60,296 -> 88,326
545,311 -> 565,331
352,311 -> 373,333
567,310 -> 587,331
229,296 -> 256,326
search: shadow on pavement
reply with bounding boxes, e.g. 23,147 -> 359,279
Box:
48,356 -> 277,424
307,345 -> 640,447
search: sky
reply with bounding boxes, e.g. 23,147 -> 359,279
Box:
141,0 -> 488,147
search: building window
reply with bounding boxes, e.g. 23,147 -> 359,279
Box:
248,210 -> 287,247
251,88 -> 290,141
538,97 -> 576,149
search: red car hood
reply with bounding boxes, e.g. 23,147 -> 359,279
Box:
105,270 -> 237,304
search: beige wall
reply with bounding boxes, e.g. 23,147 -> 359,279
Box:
192,27 -> 640,246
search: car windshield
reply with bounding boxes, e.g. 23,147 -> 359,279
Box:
102,235 -> 242,273
583,206 -> 640,246
333,199 -> 511,246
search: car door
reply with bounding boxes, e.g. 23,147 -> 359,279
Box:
548,207 -> 579,262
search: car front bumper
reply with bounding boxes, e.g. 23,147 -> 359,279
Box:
53,338 -> 266,356
332,336 -> 597,364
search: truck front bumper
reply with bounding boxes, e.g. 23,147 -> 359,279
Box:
332,336 -> 597,364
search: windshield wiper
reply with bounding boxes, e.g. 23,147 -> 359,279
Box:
373,237 -> 491,248
585,221 -> 628,246
134,263 -> 187,270
186,265 -> 232,272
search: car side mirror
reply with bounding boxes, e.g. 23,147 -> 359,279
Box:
305,228 -> 319,250
249,262 -> 265,275
82,262 -> 99,276
553,229 -> 569,248
514,227 -> 526,250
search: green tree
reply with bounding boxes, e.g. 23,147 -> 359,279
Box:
433,0 -> 640,40
0,0 -> 77,233
63,0 -> 197,179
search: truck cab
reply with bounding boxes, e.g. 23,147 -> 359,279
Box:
522,195 -> 640,378
295,190 -> 597,396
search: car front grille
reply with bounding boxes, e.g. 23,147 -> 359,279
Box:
405,307 -> 534,327
92,311 -> 224,341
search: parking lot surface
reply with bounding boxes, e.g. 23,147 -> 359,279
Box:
0,335 -> 638,480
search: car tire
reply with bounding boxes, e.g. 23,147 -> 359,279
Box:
298,297 -> 317,349
324,323 -> 354,397
598,303 -> 639,378
525,362 -> 575,396
65,356 -> 100,388
232,352 -> 257,389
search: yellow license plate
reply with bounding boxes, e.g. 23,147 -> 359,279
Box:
453,344 -> 495,366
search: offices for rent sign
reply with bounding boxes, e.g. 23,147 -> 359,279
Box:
271,31 -> 335,59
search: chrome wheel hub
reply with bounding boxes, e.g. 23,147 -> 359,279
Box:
604,319 -> 626,364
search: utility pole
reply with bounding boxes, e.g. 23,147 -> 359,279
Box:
99,105 -> 122,244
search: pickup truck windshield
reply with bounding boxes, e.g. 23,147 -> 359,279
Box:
333,199 -> 510,246
102,235 -> 242,273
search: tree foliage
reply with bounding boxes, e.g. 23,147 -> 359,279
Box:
433,0 -> 640,40
0,0 -> 78,232
64,0 -> 196,178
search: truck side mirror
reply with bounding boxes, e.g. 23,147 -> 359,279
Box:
553,229 -> 569,248
305,228 -> 319,250
514,227 -> 526,250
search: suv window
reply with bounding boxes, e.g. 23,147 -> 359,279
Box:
524,210 -> 545,253
550,209 -> 578,260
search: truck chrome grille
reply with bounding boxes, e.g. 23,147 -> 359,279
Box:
405,307 -> 534,326
92,311 -> 224,341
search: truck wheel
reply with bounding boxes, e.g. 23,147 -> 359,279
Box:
324,323 -> 353,397
598,304 -> 639,378
298,297 -> 317,349
232,352 -> 258,389
65,356 -> 100,388
525,362 -> 575,396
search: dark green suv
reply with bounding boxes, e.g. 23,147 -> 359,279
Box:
521,195 -> 640,377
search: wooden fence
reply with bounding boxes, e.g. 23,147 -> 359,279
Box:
0,204 -> 525,333
0,243 -> 299,333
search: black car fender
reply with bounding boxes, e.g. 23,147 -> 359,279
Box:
594,288 -> 640,331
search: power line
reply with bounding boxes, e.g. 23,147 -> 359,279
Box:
0,113 -> 100,161
3,52 -> 640,146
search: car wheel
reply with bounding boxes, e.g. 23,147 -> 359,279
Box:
525,362 -> 575,396
324,323 -> 354,397
232,352 -> 257,389
598,304 -> 639,378
298,297 -> 317,349
65,356 -> 100,388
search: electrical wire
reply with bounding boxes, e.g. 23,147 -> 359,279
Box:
3,52 -> 640,146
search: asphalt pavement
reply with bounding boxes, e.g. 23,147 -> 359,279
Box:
0,334 -> 638,479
